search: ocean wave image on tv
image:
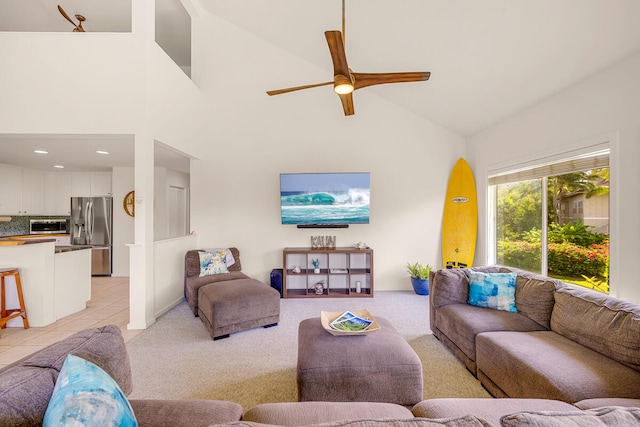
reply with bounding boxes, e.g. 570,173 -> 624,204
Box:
281,190 -> 370,224
280,173 -> 370,225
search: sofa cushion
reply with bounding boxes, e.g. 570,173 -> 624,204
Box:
22,324 -> 133,394
574,397 -> 640,410
511,270 -> 562,329
243,402 -> 413,426
0,325 -> 132,427
466,271 -> 517,313
432,269 -> 470,307
185,271 -> 251,315
550,286 -> 640,372
412,398 -> 579,427
434,304 -> 547,366
500,406 -> 640,426
129,399 -> 243,427
0,366 -> 58,426
215,417 -> 493,427
43,355 -> 137,426
476,330 -> 640,402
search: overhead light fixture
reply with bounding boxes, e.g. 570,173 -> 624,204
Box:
333,74 -> 354,95
96,150 -> 109,155
34,150 -> 48,154
54,165 -> 65,169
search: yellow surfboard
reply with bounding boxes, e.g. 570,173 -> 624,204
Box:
442,158 -> 478,269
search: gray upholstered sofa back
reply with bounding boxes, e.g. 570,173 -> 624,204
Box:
0,325 -> 131,426
430,266 -> 564,330
551,286 -> 640,373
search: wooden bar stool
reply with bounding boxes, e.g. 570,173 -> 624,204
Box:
0,268 -> 30,333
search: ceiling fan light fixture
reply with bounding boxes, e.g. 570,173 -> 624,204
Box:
333,74 -> 354,95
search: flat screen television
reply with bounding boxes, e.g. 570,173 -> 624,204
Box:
280,172 -> 370,227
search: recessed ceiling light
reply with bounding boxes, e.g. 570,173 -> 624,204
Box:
53,165 -> 65,169
34,150 -> 48,154
96,150 -> 109,155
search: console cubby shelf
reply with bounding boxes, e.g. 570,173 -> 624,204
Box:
282,247 -> 373,298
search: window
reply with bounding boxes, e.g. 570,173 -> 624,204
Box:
572,201 -> 583,215
489,150 -> 610,293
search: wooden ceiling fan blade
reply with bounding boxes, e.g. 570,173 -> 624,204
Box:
325,31 -> 350,78
266,81 -> 334,96
352,71 -> 431,90
338,92 -> 354,116
57,5 -> 77,27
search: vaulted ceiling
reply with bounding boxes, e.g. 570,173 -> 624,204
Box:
1,0 -> 639,170
203,0 -> 640,135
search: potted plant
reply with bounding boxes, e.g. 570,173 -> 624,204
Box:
311,258 -> 320,274
406,262 -> 432,295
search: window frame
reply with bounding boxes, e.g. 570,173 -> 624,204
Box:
487,143 -> 610,279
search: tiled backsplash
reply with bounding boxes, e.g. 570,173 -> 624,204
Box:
0,216 -> 70,236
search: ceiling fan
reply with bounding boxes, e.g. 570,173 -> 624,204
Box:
57,5 -> 86,32
266,0 -> 430,116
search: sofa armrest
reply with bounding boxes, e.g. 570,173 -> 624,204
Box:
129,399 -> 243,427
430,269 -> 470,308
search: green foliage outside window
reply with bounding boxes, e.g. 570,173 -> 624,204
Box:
496,169 -> 610,292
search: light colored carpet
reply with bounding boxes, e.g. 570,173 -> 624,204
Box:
126,291 -> 490,410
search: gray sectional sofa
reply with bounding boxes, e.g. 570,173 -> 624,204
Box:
1,323 -> 639,426
239,398 -> 640,426
0,325 -> 243,427
429,266 -> 640,403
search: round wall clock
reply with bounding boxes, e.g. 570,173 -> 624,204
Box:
123,191 -> 135,217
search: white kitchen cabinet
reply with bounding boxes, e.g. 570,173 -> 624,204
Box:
90,172 -> 112,196
21,169 -> 45,215
0,164 -> 23,215
70,172 -> 112,197
45,172 -> 73,215
70,172 -> 92,197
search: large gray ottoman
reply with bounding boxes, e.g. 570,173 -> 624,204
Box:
197,278 -> 280,340
297,316 -> 423,405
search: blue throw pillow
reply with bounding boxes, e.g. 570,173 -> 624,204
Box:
44,354 -> 137,427
466,270 -> 518,313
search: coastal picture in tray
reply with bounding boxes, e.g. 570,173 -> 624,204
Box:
329,311 -> 373,332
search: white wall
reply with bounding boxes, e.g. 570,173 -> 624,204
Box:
468,52 -> 640,304
154,166 -> 190,241
153,234 -> 198,317
186,14 -> 467,291
0,33 -> 143,133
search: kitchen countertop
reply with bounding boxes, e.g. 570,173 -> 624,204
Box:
0,237 -> 91,253
0,237 -> 57,245
54,245 -> 93,253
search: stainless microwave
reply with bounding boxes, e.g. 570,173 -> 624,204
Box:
29,219 -> 68,235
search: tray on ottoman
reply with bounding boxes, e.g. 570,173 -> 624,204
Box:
320,309 -> 380,336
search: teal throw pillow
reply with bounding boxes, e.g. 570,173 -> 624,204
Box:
466,270 -> 518,313
198,251 -> 230,277
43,354 -> 137,427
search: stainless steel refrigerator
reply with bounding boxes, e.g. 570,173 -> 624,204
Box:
70,196 -> 113,276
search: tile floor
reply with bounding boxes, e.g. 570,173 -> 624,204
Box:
0,276 -> 141,369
